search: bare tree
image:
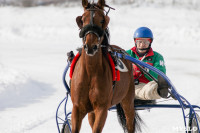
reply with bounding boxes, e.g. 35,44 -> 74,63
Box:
21,0 -> 34,7
172,0 -> 177,5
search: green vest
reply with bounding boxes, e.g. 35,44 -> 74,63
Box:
126,48 -> 166,81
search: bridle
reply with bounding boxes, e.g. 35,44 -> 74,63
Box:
79,4 -> 105,45
79,4 -> 114,55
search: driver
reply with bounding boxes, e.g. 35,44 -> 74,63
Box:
126,27 -> 169,100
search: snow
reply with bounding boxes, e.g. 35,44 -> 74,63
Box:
0,3 -> 200,133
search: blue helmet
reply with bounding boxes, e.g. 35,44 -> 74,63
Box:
133,27 -> 153,42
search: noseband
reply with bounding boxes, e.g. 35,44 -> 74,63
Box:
79,24 -> 104,42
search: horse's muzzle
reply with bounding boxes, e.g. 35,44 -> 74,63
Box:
84,44 -> 99,56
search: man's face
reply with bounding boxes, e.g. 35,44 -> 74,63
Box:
135,38 -> 151,54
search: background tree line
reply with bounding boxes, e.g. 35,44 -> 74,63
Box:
0,0 -> 199,8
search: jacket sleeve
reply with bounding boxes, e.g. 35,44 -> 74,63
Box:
145,53 -> 166,81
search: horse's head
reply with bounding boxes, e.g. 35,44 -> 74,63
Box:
76,0 -> 110,56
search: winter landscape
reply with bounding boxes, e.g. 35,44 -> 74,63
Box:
0,1 -> 200,133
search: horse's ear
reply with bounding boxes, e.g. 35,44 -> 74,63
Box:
97,0 -> 105,9
82,0 -> 89,8
103,16 -> 110,29
76,16 -> 83,29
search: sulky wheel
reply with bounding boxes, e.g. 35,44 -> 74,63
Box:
61,119 -> 72,133
188,113 -> 200,133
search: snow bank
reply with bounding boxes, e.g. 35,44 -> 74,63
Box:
0,6 -> 80,45
1,5 -> 200,48
0,63 -> 55,110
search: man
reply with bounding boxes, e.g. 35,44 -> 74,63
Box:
126,27 -> 169,100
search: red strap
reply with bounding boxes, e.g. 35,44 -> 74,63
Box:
69,52 -> 80,79
69,52 -> 120,81
107,53 -> 116,81
116,70 -> 120,81
107,53 -> 120,81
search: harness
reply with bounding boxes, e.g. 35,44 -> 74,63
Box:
69,52 -> 120,82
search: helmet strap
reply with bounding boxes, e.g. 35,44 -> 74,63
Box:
135,43 -> 151,57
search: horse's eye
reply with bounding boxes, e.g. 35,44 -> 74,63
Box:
100,20 -> 105,24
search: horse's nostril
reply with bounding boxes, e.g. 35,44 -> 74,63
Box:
93,45 -> 98,51
84,44 -> 88,50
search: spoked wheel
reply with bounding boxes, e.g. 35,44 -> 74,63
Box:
61,119 -> 72,133
188,113 -> 200,133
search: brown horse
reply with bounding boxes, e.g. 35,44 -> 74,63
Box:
70,0 -> 141,132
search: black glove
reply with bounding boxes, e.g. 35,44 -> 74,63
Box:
67,51 -> 75,62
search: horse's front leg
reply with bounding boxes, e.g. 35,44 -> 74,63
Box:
71,105 -> 87,133
88,112 -> 95,129
92,107 -> 108,133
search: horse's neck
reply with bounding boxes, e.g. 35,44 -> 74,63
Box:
82,49 -> 104,75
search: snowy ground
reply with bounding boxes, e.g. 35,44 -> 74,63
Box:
0,3 -> 200,133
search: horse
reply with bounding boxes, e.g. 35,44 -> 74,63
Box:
70,0 -> 141,132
